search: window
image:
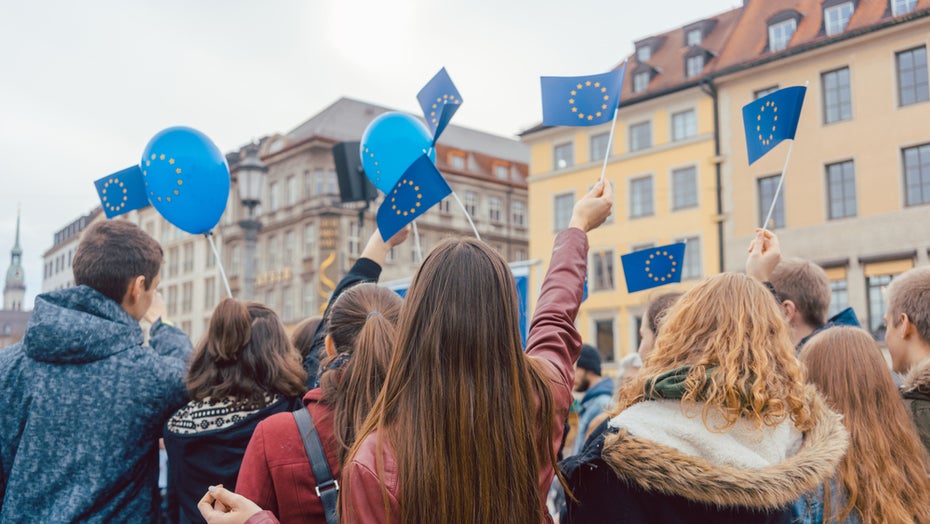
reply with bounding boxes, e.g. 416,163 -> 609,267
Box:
168,247 -> 179,277
896,46 -> 929,107
826,160 -> 857,219
303,282 -> 315,317
284,175 -> 296,206
314,168 -> 325,195
553,143 -> 573,170
892,0 -> 917,16
590,132 -> 610,162
326,169 -> 338,195
633,72 -> 650,93
514,248 -> 527,262
269,181 -> 279,211
204,277 -> 215,309
754,85 -> 779,99
182,243 -> 194,273
283,285 -> 294,322
494,164 -> 509,179
867,274 -> 893,334
828,279 -> 848,318
512,201 -> 526,227
348,221 -> 360,257
630,176 -> 654,218
303,223 -> 316,257
181,282 -> 193,314
450,153 -> 466,170
672,166 -> 698,210
489,197 -> 502,223
439,198 -> 452,214
822,67 -> 852,124
758,175 -> 786,228
686,29 -> 702,46
676,237 -> 702,279
671,109 -> 697,141
686,55 -> 704,77
167,285 -> 178,316
629,121 -> 652,152
205,241 -> 216,268
464,191 -> 479,216
267,235 -> 278,269
284,229 -> 295,263
303,170 -> 312,199
554,193 -> 574,230
591,250 -> 615,292
824,2 -> 853,36
636,46 -> 651,62
768,19 -> 797,52
229,245 -> 240,275
904,143 -> 930,206
594,318 -> 615,363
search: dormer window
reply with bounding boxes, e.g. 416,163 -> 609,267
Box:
892,0 -> 917,15
634,35 -> 665,64
449,152 -> 466,170
686,29 -> 702,46
633,72 -> 651,93
636,46 -> 651,62
767,10 -> 801,52
824,1 -> 854,36
685,47 -> 712,78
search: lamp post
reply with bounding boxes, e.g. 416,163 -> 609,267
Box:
235,142 -> 267,300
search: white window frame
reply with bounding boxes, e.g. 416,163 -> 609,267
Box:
686,55 -> 704,78
768,19 -> 797,52
633,72 -> 650,93
892,0 -> 917,16
671,109 -> 697,142
686,29 -> 702,46
824,2 -> 854,36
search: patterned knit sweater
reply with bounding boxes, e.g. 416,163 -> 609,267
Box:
0,285 -> 192,523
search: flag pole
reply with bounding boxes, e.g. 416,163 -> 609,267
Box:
761,80 -> 809,231
599,60 -> 627,183
205,232 -> 233,298
412,222 -> 423,263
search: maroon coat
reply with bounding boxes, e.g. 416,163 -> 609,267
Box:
342,228 -> 588,523
237,388 -> 339,524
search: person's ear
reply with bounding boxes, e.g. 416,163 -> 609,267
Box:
901,313 -> 917,339
781,300 -> 798,322
325,333 -> 336,358
122,276 -> 146,306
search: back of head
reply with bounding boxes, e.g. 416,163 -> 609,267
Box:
769,257 -> 831,328
887,267 -> 930,344
72,220 -> 163,303
186,298 -> 306,408
801,326 -> 930,521
619,272 -> 811,431
291,315 -> 322,360
348,237 -> 551,524
644,291 -> 684,335
318,283 -> 401,463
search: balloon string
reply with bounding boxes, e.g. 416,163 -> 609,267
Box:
205,233 -> 233,298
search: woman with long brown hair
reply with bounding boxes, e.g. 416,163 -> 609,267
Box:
164,299 -> 307,523
798,326 -> 930,523
563,272 -> 849,523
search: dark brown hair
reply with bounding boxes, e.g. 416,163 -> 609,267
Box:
319,283 -> 401,464
186,299 -> 306,408
801,327 -> 930,522
644,291 -> 684,334
72,220 -> 163,303
770,257 -> 831,328
291,315 -> 323,360
344,238 -> 561,524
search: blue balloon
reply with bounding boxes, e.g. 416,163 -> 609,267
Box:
140,127 -> 230,235
360,112 -> 436,194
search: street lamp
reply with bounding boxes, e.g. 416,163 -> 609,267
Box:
235,142 -> 267,300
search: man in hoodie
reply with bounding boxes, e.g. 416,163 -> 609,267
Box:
571,344 -> 615,456
0,220 -> 192,523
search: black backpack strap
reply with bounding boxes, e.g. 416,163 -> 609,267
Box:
293,407 -> 339,524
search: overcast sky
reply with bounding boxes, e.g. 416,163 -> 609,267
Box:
0,0 -> 740,308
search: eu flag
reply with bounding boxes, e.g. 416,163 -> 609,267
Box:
94,166 -> 150,218
417,67 -> 462,143
621,242 -> 686,293
541,65 -> 625,127
742,86 -> 806,165
376,154 -> 452,240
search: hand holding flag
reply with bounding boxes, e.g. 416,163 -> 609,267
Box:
541,65 -> 626,127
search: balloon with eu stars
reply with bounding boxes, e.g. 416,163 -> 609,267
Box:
360,112 -> 436,195
141,126 -> 230,234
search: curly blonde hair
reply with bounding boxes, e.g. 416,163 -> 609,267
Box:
614,272 -> 812,432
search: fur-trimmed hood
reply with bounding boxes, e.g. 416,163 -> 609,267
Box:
903,357 -> 930,397
598,387 -> 848,510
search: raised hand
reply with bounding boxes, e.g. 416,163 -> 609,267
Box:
569,179 -> 614,233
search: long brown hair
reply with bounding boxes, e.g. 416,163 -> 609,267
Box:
615,272 -> 813,432
344,238 -> 559,523
186,298 -> 306,408
318,283 -> 401,464
801,327 -> 930,523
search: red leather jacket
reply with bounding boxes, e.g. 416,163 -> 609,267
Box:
237,388 -> 339,524
341,228 -> 587,523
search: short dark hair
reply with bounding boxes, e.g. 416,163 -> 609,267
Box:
645,291 -> 684,335
769,257 -> 831,328
72,220 -> 163,303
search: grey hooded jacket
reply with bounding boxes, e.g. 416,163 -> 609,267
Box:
0,285 -> 191,523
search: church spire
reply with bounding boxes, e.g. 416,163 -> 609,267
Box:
4,208 -> 26,311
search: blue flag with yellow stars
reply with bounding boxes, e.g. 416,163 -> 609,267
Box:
621,242 -> 686,293
541,64 -> 626,127
377,154 -> 452,240
417,67 -> 462,143
742,86 -> 806,165
94,166 -> 150,218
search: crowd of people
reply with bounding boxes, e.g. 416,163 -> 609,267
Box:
2,179 -> 930,523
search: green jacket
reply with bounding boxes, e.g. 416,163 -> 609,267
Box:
902,358 -> 930,455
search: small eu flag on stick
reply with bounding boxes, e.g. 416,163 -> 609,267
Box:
376,154 -> 452,240
621,242 -> 687,293
94,166 -> 150,218
541,67 -> 625,127
417,67 -> 463,143
742,86 -> 806,165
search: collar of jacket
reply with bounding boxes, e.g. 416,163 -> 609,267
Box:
903,357 -> 930,398
599,385 -> 848,510
643,365 -> 716,401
